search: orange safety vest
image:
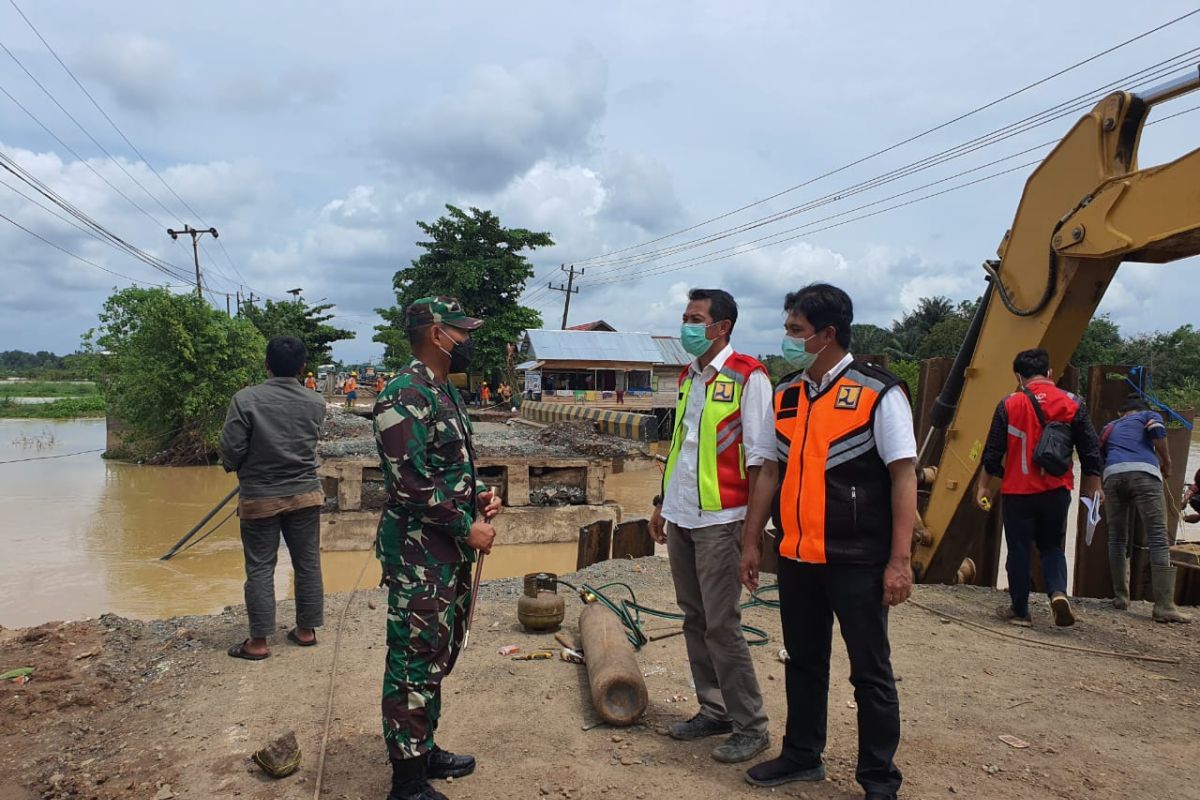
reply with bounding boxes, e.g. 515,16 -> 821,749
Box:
344,378 -> 357,393
774,359 -> 904,565
305,376 -> 317,390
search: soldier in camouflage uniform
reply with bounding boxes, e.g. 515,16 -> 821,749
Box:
374,297 -> 500,800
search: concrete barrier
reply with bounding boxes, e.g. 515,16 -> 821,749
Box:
320,503 -> 624,551
520,401 -> 657,442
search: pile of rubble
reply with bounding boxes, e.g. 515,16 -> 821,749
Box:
536,420 -> 641,459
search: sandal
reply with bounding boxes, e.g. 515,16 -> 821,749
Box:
228,639 -> 270,660
287,628 -> 317,647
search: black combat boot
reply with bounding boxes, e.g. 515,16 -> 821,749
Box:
388,756 -> 448,800
427,745 -> 476,779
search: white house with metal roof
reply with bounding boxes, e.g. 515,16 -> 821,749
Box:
516,328 -> 688,406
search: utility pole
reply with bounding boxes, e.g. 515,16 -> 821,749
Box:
287,287 -> 303,304
548,264 -> 583,330
167,225 -> 219,297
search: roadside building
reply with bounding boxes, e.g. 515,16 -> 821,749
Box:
516,328 -> 687,407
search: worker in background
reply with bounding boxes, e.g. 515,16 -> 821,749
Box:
1182,467 -> 1200,524
740,284 -> 914,800
219,336 -> 327,660
479,380 -> 491,407
375,373 -> 386,394
344,371 -> 359,408
649,288 -> 772,765
1100,395 -> 1190,623
374,297 -> 500,800
977,348 -> 1103,627
304,371 -> 317,390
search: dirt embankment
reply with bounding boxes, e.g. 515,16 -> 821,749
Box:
2,558 -> 1198,800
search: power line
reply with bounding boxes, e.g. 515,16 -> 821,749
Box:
566,7 -> 1200,269
581,103 -> 1200,290
0,448 -> 106,465
580,52 -> 1200,279
0,151 -> 195,282
6,0 -> 260,293
0,209 -> 163,285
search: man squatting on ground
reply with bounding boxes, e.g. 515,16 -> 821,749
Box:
742,283 -> 916,800
373,297 -> 501,800
650,288 -> 773,764
220,335 -> 327,660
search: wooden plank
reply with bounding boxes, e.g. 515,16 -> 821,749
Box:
576,519 -> 613,570
612,519 -> 654,559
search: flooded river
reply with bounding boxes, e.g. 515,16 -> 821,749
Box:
0,418 -> 661,627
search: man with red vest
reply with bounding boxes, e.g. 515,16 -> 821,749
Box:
977,347 -> 1102,628
741,283 -> 916,800
649,288 -> 772,765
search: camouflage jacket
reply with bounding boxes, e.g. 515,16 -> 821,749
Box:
373,358 -> 486,567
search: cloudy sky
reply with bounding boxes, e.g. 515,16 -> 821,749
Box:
1,1 -> 1198,362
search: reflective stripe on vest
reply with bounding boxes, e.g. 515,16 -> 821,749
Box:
774,362 -> 896,564
663,354 -> 765,511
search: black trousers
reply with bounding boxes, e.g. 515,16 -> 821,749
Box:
778,558 -> 902,795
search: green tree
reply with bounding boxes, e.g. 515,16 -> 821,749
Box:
890,359 -> 920,407
83,287 -> 266,464
893,296 -> 955,341
850,323 -> 896,356
241,299 -> 354,366
375,205 -> 551,377
1071,315 -> 1123,371
915,315 -> 971,360
757,353 -> 792,384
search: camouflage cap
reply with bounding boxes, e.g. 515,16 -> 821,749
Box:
405,296 -> 484,331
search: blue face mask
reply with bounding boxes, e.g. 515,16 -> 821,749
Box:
680,322 -> 716,357
781,334 -> 824,370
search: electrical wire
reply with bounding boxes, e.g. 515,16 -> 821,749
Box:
579,101 -> 1200,290
566,8 -> 1200,269
2,0 -> 276,300
0,209 -> 165,285
580,53 -> 1200,280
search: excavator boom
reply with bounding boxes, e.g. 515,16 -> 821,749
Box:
913,67 -> 1200,582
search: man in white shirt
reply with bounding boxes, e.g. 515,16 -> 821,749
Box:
740,283 -> 916,800
650,288 -> 772,764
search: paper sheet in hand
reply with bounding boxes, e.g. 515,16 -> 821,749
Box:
1081,492 -> 1102,545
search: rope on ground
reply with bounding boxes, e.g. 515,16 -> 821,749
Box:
313,548 -> 376,800
908,599 -> 1181,664
556,577 -> 778,649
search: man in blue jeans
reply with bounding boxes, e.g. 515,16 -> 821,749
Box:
1101,395 -> 1190,623
977,348 -> 1103,627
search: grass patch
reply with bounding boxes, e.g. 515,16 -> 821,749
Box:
0,380 -> 97,398
0,395 -> 105,418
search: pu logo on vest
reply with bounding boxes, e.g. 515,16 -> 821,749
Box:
711,381 -> 735,403
835,385 -> 863,410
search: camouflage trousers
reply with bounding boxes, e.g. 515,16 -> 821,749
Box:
382,561 -> 472,760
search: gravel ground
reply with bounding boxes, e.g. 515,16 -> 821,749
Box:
316,405 -> 646,461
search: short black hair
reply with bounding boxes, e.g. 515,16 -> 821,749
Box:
407,323 -> 433,348
1121,393 -> 1149,413
1012,348 -> 1050,379
266,336 -> 307,377
688,288 -> 738,334
783,283 -> 853,348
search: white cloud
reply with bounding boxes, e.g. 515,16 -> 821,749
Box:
76,33 -> 175,115
373,45 -> 608,191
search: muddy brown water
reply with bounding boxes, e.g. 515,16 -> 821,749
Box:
9,416 -> 1192,628
0,419 -> 662,627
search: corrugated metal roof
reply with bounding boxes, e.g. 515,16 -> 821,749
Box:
652,336 -> 690,366
524,330 -> 666,364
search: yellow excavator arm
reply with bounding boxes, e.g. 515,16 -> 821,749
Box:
913,67 -> 1200,583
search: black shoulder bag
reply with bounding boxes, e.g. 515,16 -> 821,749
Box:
1022,387 -> 1074,477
